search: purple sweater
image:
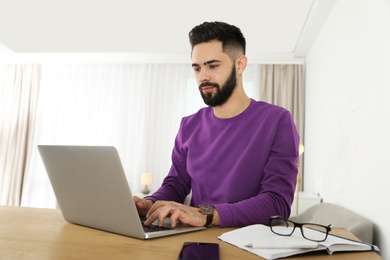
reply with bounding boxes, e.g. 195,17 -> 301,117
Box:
147,99 -> 299,227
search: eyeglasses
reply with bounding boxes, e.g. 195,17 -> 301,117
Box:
269,215 -> 332,242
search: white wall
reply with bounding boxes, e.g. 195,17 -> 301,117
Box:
305,0 -> 390,258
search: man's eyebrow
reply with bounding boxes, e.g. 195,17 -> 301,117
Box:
191,59 -> 221,67
204,59 -> 221,65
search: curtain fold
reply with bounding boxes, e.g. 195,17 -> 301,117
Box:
260,64 -> 305,189
20,64 -> 193,208
0,64 -> 41,206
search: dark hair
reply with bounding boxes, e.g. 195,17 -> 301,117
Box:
189,21 -> 246,58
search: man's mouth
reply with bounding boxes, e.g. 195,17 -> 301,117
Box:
199,82 -> 218,94
200,86 -> 215,93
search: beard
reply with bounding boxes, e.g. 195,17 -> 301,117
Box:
199,65 -> 237,107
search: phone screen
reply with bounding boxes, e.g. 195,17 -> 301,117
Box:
178,242 -> 220,260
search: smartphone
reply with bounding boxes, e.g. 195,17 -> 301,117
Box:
178,242 -> 220,260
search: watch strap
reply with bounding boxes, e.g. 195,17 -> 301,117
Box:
204,213 -> 213,227
199,204 -> 215,227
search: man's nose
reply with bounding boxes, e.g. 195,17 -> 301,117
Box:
199,70 -> 211,83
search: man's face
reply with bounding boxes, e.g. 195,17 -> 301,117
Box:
191,41 -> 237,107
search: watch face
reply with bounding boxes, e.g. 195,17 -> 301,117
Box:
199,204 -> 214,215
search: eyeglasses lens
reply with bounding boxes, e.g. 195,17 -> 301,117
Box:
301,224 -> 328,241
271,219 -> 295,236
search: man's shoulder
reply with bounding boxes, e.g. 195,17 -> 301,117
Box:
181,106 -> 210,124
250,100 -> 290,115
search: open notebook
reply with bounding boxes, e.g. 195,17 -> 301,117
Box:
219,224 -> 379,259
38,145 -> 205,239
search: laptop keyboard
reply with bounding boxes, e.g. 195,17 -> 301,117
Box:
142,223 -> 173,233
140,217 -> 173,233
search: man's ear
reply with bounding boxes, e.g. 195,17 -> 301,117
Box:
236,55 -> 248,75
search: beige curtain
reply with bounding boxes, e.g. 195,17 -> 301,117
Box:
260,64 -> 304,189
0,64 -> 41,206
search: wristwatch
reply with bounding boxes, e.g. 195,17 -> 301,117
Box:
198,204 -> 215,227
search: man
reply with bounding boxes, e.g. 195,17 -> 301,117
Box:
134,21 -> 299,228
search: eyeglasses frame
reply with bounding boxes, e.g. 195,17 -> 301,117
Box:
269,215 -> 333,242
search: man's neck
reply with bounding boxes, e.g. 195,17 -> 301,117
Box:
213,92 -> 251,119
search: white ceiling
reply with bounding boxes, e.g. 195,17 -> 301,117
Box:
0,0 -> 337,62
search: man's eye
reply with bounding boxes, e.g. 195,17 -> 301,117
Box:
209,64 -> 218,69
193,67 -> 201,72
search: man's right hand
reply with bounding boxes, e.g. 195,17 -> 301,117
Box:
133,196 -> 154,216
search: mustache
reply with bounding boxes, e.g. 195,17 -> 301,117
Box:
199,82 -> 219,90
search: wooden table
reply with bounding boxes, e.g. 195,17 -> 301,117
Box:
0,206 -> 382,259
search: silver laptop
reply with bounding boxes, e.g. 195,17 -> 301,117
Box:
37,145 -> 205,239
